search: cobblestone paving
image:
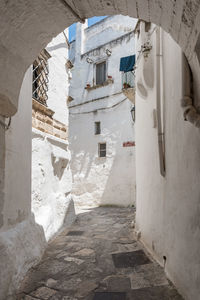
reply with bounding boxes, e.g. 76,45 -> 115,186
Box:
18,207 -> 183,300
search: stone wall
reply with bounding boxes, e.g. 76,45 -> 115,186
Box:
32,99 -> 68,140
32,31 -> 75,242
1,0 -> 200,118
135,22 -> 200,300
69,16 -> 136,209
0,68 -> 46,300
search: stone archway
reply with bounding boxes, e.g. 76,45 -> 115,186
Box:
0,0 -> 200,117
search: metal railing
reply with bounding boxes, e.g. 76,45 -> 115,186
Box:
122,71 -> 135,89
32,55 -> 49,106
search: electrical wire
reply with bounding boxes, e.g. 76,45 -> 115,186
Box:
69,97 -> 127,115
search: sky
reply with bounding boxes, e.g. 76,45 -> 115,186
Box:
68,16 -> 107,42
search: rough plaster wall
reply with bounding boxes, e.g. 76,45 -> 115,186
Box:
46,31 -> 69,125
135,28 -> 200,300
69,16 -> 137,106
32,129 -> 75,241
84,15 -> 136,53
0,119 -> 5,227
69,16 -> 136,209
0,69 -> 46,300
3,68 -> 32,229
1,0 -> 200,117
32,32 -> 75,241
70,99 -> 135,208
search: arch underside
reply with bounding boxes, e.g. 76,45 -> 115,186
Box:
0,0 -> 200,116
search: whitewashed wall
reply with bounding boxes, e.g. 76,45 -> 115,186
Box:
46,31 -> 69,124
32,31 -> 75,241
70,99 -> 135,208
69,16 -> 136,209
0,68 -> 46,300
135,23 -> 200,300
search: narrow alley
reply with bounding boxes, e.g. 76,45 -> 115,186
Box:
18,207 -> 183,300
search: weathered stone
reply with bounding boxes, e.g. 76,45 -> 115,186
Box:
75,280 -> 98,298
112,250 -> 151,268
74,248 -> 95,257
130,264 -> 169,290
31,286 -> 57,299
57,277 -> 82,291
19,207 -> 182,300
127,286 -> 183,300
93,292 -> 126,300
46,278 -> 58,288
102,275 -> 131,291
64,256 -> 84,265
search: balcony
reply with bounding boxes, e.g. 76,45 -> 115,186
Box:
122,71 -> 135,104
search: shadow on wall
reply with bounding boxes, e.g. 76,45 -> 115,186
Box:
69,101 -> 136,208
0,199 -> 76,300
0,123 -> 5,227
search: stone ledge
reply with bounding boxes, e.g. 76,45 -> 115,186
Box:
32,99 -> 68,140
85,79 -> 114,91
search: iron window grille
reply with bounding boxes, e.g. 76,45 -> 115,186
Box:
98,143 -> 106,157
32,49 -> 51,107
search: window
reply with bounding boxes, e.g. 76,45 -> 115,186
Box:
95,122 -> 101,135
96,61 -> 106,85
32,49 -> 50,106
98,143 -> 106,157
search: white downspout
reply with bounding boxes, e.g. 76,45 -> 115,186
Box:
156,27 -> 165,177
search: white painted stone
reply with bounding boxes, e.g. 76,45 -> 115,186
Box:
0,0 -> 200,117
0,69 -> 47,299
1,2 -> 200,300
32,31 -> 75,242
46,30 -> 69,125
69,16 -> 136,209
135,22 -> 200,300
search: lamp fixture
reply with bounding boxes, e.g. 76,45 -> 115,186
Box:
86,57 -> 94,64
131,106 -> 135,123
106,49 -> 112,56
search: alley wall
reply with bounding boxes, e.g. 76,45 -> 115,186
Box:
69,16 -> 136,209
32,31 -> 75,241
135,23 -> 200,300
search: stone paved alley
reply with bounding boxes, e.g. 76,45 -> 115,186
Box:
18,207 -> 183,300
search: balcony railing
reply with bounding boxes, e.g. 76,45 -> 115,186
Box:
121,71 -> 135,104
122,71 -> 135,89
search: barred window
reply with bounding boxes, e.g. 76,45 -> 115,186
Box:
98,143 -> 106,157
32,49 -> 51,107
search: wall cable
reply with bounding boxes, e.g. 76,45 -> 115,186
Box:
69,97 -> 128,115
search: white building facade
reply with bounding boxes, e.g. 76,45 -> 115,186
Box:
31,31 -> 75,242
68,16 -> 137,209
0,31 -> 75,299
135,21 -> 200,300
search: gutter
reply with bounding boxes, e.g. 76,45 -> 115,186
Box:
156,27 -> 166,177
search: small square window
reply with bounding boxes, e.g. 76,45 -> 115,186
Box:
95,122 -> 101,135
96,61 -> 106,85
98,143 -> 106,157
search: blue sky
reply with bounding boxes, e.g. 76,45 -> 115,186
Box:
68,16 -> 107,42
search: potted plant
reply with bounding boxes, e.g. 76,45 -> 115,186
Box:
123,83 -> 131,89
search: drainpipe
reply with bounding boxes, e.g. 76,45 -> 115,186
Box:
181,55 -> 200,127
156,27 -> 165,177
